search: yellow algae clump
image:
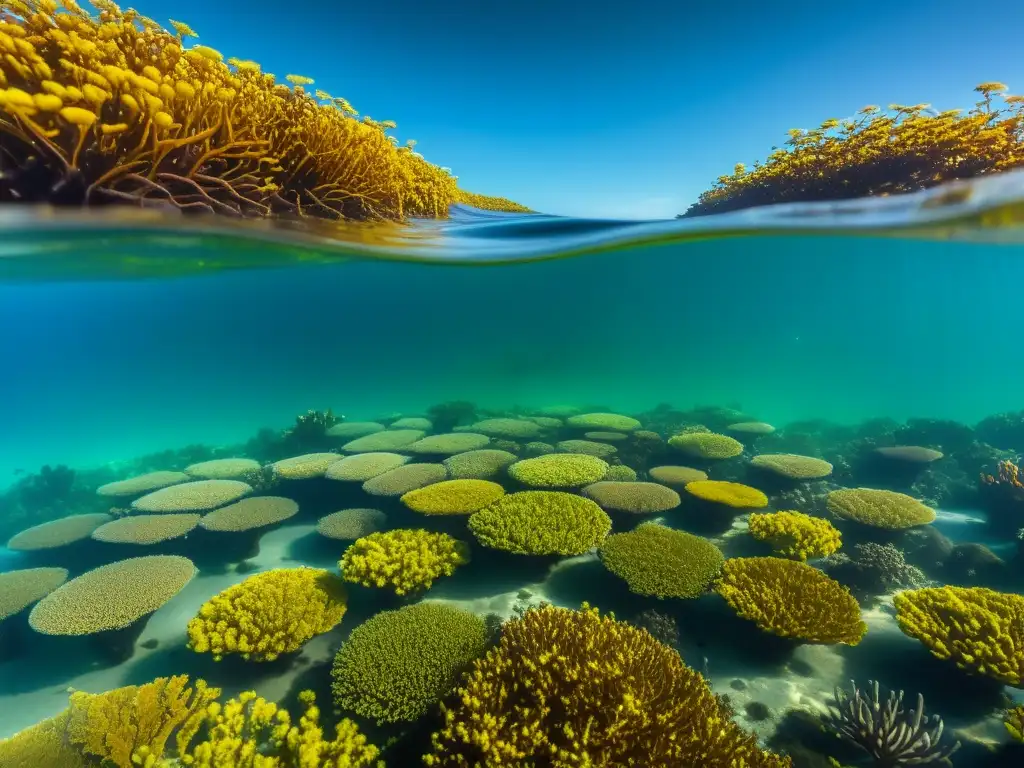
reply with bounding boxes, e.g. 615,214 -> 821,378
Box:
341,529 -> 469,596
751,454 -> 834,480
443,448 -> 517,479
424,603 -> 791,767
471,418 -> 542,439
0,711 -> 86,768
827,488 -> 936,529
199,496 -> 299,532
343,429 -> 426,452
468,490 -> 611,555
508,453 -> 609,488
748,511 -> 842,561
893,586 -> 1024,686
582,480 -> 681,513
97,471 -> 190,497
317,508 -> 387,540
131,479 -> 252,513
407,432 -> 491,455
271,452 -> 341,480
7,512 -> 112,550
91,513 -> 201,545
669,431 -> 744,459
326,451 -> 410,481
714,557 -> 867,645
187,567 -> 347,662
0,567 -> 68,621
401,479 -> 505,515
362,463 -> 447,496
599,523 -> 724,598
649,465 -> 709,487
686,480 -> 768,509
567,412 -> 642,431
29,555 -> 196,635
331,602 -> 488,724
184,458 -> 261,480
326,421 -> 387,439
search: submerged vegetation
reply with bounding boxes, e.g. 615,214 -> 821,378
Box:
0,1 -> 523,221
684,82 -> 1024,217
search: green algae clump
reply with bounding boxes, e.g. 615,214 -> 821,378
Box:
341,529 -> 469,595
668,432 -> 744,459
827,488 -> 936,529
401,479 -> 505,515
507,453 -> 609,488
599,523 -> 724,598
468,491 -> 611,556
331,602 -> 488,724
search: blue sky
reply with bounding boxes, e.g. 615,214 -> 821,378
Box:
127,0 -> 1021,218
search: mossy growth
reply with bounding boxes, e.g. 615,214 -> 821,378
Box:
598,522 -> 724,598
683,84 -> 1024,217
714,557 -> 867,645
187,567 -> 347,661
748,511 -> 842,561
1006,705 -> 1024,742
331,602 -> 488,724
468,490 -> 611,556
424,603 -> 791,767
400,479 -> 505,515
827,488 -> 936,529
340,529 -> 469,595
508,453 -> 610,488
893,586 -> 1024,686
668,432 -> 744,459
0,2 -> 523,220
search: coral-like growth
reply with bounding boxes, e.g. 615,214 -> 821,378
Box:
468,490 -> 611,555
442,448 -> 517,479
453,189 -> 532,212
97,470 -> 189,497
187,567 -> 347,661
714,557 -> 867,645
343,429 -> 425,452
198,495 -> 299,531
472,418 -> 542,439
668,432 -> 744,459
582,480 -> 682,513
599,522 -> 724,598
824,542 -> 926,601
91,513 -> 200,544
566,412 -> 642,431
270,453 -> 341,480
648,465 -> 708,487
603,464 -> 638,481
981,459 -> 1024,500
184,458 -> 261,480
1006,705 -> 1024,742
325,421 -> 386,439
747,511 -> 842,561
325,451 -> 410,481
555,438 -> 617,457
423,603 -> 791,767
406,433 -> 490,455
683,85 -> 1024,217
131,479 -> 251,513
0,566 -> 68,621
362,462 -> 447,496
331,602 -> 488,724
400,479 -> 505,515
340,529 -> 469,595
893,586 -> 1024,686
316,508 -> 387,540
750,453 -> 833,480
827,488 -> 936,529
7,512 -> 112,550
685,480 -> 768,509
507,453 -> 609,488
0,2 -> 515,221
0,710 -> 85,768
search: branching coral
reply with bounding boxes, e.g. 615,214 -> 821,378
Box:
683,84 -> 1024,217
331,602 -> 488,724
423,603 -> 791,767
748,510 -> 842,561
823,542 -> 926,601
892,586 -> 1024,686
187,567 -> 347,661
467,490 -> 611,555
340,529 -> 469,595
599,522 -> 724,598
714,557 -> 867,645
0,2 -> 520,220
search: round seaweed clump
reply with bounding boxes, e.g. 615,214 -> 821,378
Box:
340,530 -> 469,596
187,567 -> 347,661
668,432 -> 744,459
443,449 -> 518,479
184,458 -> 261,480
893,586 -> 1024,686
748,511 -> 842,561
91,513 -> 201,545
401,479 -> 505,515
468,491 -> 611,556
131,479 -> 252,513
271,452 -> 341,480
97,470 -> 190,497
582,480 -> 681,513
507,453 -> 609,488
598,523 -> 724,598
751,453 -> 833,480
714,557 -> 867,645
827,488 -> 936,529
7,513 -> 113,551
362,463 -> 447,497
649,465 -> 709,487
343,429 -> 426,452
555,439 -> 617,458
29,555 -> 196,635
423,603 -> 791,767
567,412 -> 642,431
685,480 -> 768,509
0,567 -> 68,621
326,452 -> 410,482
407,433 -> 491,455
331,602 -> 488,724
199,496 -> 299,532
317,509 -> 388,540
